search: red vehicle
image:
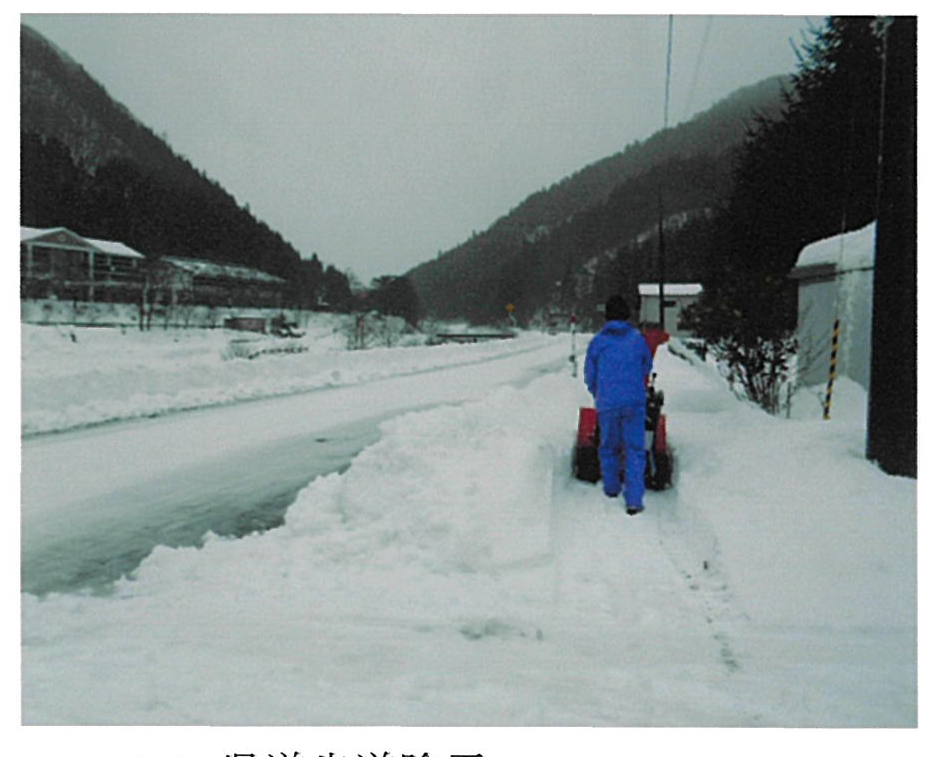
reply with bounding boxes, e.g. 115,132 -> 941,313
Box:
572,327 -> 673,490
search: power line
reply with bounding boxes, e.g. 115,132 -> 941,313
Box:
683,16 -> 713,120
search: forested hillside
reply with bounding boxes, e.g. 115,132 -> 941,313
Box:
20,24 -> 353,311
407,75 -> 789,326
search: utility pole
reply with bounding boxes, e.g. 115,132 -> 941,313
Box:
866,16 -> 916,477
657,15 -> 673,332
658,190 -> 666,331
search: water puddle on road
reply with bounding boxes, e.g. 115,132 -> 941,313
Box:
21,422 -> 380,597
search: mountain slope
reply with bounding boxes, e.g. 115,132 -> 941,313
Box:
21,24 -> 218,200
407,75 -> 789,325
20,24 -> 353,305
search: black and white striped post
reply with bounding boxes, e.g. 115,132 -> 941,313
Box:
822,317 -> 840,420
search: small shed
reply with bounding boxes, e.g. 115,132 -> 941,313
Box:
789,222 -> 875,390
637,283 -> 703,337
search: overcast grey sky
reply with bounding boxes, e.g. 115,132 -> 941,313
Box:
22,13 -> 814,281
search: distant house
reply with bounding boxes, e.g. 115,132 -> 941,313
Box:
20,227 -> 289,310
156,256 -> 286,308
789,222 -> 875,390
20,226 -> 145,302
637,283 -> 703,337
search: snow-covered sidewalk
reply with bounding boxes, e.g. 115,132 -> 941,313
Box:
21,338 -> 916,726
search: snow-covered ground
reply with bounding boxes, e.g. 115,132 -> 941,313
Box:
20,318 -> 545,435
21,331 -> 917,729
21,327 -> 572,598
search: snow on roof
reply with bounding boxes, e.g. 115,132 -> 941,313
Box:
20,226 -> 87,244
794,222 -> 875,273
161,256 -> 285,284
21,226 -> 144,259
637,283 -> 703,297
21,226 -> 53,241
84,237 -> 146,260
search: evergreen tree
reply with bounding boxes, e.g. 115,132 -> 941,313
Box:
366,275 -> 422,326
322,266 -> 355,312
20,133 -> 91,228
687,16 -> 886,413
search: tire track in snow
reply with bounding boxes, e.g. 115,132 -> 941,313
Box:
648,342 -> 747,675
550,383 -> 744,675
652,482 -> 744,674
552,455 -> 703,636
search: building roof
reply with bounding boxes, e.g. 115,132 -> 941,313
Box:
793,222 -> 875,275
21,226 -> 145,259
21,226 -> 53,241
84,236 -> 146,260
21,228 -> 283,279
161,256 -> 285,284
638,283 -> 703,297
21,226 -> 91,247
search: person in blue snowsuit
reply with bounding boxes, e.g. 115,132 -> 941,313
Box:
583,294 -> 653,515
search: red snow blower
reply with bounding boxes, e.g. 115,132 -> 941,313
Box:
572,327 -> 673,491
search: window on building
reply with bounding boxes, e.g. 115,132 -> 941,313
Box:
23,245 -> 53,275
66,250 -> 89,280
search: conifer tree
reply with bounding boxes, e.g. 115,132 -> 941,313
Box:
687,16 -> 886,413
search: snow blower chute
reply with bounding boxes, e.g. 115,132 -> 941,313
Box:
572,327 -> 673,491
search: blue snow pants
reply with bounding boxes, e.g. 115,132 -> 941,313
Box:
598,404 -> 646,508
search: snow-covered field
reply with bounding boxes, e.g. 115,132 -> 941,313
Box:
20,318 -> 544,435
20,326 -> 917,731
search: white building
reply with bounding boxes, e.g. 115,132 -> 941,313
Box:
637,283 -> 703,337
789,222 -> 875,390
20,226 -> 145,302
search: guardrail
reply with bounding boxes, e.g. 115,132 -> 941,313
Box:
432,332 -> 516,344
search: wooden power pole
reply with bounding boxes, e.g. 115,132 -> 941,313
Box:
866,16 -> 917,477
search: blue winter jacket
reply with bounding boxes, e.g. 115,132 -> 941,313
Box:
584,320 -> 653,410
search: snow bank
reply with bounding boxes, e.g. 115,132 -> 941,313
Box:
659,344 -> 914,630
790,375 -> 869,424
22,338 -> 916,726
22,373 -> 578,724
21,321 -> 552,435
